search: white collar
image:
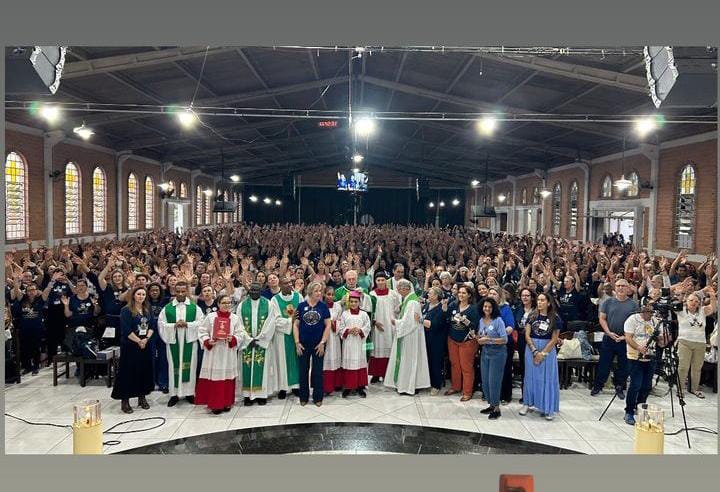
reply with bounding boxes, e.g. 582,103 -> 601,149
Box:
172,298 -> 190,306
279,292 -> 294,301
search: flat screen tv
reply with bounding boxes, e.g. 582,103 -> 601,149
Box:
337,170 -> 368,192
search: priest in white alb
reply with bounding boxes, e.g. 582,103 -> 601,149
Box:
339,291 -> 372,398
158,281 -> 205,407
269,276 -> 302,399
322,285 -> 344,396
236,282 -> 277,406
384,279 -> 431,395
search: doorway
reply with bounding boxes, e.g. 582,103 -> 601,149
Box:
167,201 -> 190,233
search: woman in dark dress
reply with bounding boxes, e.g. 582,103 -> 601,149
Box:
421,286 -> 449,395
147,283 -> 170,393
111,286 -> 155,414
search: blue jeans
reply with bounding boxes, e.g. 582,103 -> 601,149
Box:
150,333 -> 168,390
625,358 -> 656,415
297,340 -> 324,403
481,345 -> 507,407
593,335 -> 628,392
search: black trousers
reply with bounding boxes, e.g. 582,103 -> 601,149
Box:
45,306 -> 68,362
426,330 -> 447,390
500,337 -> 515,402
20,326 -> 42,371
297,338 -> 324,403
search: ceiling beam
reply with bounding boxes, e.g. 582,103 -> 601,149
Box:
484,54 -> 649,93
62,46 -> 238,79
360,75 -> 627,141
73,76 -> 351,127
385,51 -> 409,111
238,151 -> 347,180
166,129 -> 334,161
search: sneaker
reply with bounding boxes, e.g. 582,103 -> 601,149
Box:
480,405 -> 494,414
624,413 -> 636,426
590,388 -> 601,396
519,405 -> 530,416
615,387 -> 625,400
430,388 -> 440,396
545,414 -> 555,421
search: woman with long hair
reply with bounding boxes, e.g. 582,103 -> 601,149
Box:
445,284 -> 479,401
513,288 -> 536,402
322,286 -> 344,396
487,287 -> 516,405
422,286 -> 449,395
476,297 -> 508,419
520,292 -> 562,420
111,286 -> 156,414
147,282 -> 170,393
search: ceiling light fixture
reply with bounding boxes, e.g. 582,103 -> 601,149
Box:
40,105 -> 60,123
428,202 -> 435,208
263,197 -> 272,204
249,195 -> 258,202
439,201 -> 446,208
471,179 -> 480,187
635,116 -> 659,137
230,175 -> 241,182
275,200 -> 282,206
354,118 -> 376,137
352,153 -> 364,164
73,122 -> 94,140
539,189 -> 552,199
203,189 -> 213,197
452,198 -> 460,206
497,193 -> 507,203
177,107 -> 198,128
476,116 -> 497,136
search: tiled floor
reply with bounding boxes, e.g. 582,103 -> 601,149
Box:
4,367 -> 717,455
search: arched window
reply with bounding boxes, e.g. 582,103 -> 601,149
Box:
627,172 -> 639,197
675,164 -> 696,249
92,167 -> 106,233
552,183 -> 561,236
128,173 -> 139,230
601,176 -> 613,198
167,180 -> 176,197
568,180 -> 579,238
532,186 -> 539,205
234,192 -> 242,222
196,185 -> 203,225
145,176 -> 155,229
5,152 -> 28,240
222,190 -> 229,223
521,188 -> 527,205
179,182 -> 187,198
204,190 -> 212,225
65,162 -> 81,235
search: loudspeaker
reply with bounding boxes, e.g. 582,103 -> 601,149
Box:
282,175 -> 295,198
416,177 -> 431,199
644,46 -> 717,108
6,46 -> 67,95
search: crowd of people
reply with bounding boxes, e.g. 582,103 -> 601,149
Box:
4,224 -> 718,424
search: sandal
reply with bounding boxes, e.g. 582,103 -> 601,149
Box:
444,389 -> 459,396
460,395 -> 472,402
693,391 -> 705,399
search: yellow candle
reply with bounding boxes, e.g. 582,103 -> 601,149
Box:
73,420 -> 103,455
634,421 -> 664,454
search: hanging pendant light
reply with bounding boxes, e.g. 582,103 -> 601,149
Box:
615,135 -> 631,191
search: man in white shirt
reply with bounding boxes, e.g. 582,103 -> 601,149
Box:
623,302 -> 668,425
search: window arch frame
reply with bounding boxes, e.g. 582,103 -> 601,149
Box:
196,185 -> 203,226
552,182 -> 562,236
532,186 -> 540,205
627,171 -> 640,198
179,181 -> 187,198
144,176 -> 155,229
568,180 -> 579,238
675,163 -> 697,250
5,151 -> 29,240
601,175 -> 613,198
127,172 -> 139,231
521,187 -> 527,205
92,166 -> 107,233
204,189 -> 212,225
64,162 -> 82,236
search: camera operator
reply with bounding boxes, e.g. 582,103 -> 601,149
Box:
674,289 -> 717,399
591,279 -> 638,398
622,302 -> 669,425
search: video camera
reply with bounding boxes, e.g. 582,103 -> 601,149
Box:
652,294 -> 683,317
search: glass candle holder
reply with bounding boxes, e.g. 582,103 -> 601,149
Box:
72,399 -> 103,455
634,403 -> 664,454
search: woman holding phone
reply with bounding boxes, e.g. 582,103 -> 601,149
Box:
445,285 -> 479,401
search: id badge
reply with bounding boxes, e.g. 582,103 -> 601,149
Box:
102,327 -> 116,339
138,317 -> 149,337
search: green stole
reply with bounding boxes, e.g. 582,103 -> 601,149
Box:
240,297 -> 269,391
394,292 -> 419,382
164,302 -> 198,389
273,291 -> 301,387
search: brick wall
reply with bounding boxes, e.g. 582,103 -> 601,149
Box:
655,139 -> 717,254
121,158 -> 162,235
542,166 -> 586,239
5,130 -> 45,243
589,153 -> 651,200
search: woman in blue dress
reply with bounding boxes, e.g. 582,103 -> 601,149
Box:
111,286 -> 156,414
520,292 -> 562,420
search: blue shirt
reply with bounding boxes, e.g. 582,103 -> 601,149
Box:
478,317 -> 508,342
499,304 -> 515,331
297,300 -> 331,344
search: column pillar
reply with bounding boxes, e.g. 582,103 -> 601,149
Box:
43,131 -> 65,247
115,152 -> 132,240
640,143 -> 659,254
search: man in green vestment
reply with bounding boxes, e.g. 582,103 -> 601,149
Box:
271,277 -> 302,399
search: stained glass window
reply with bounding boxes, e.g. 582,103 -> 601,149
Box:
145,176 -> 154,229
568,180 -> 578,238
196,185 -> 203,225
601,176 -> 613,198
92,167 -> 106,233
65,162 -> 81,235
675,165 -> 696,249
128,173 -> 139,230
179,182 -> 187,198
5,152 -> 28,240
552,183 -> 561,236
627,172 -> 639,197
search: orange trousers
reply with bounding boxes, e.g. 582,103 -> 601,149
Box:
447,338 -> 478,397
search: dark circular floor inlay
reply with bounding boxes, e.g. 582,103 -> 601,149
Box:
118,422 -> 581,454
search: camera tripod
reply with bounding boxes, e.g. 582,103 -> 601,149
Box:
598,317 -> 691,449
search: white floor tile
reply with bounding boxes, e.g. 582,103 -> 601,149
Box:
520,418 -> 584,441
425,419 -> 479,433
420,400 -> 473,420
567,420 -> 634,442
533,438 -> 595,454
172,417 -> 231,439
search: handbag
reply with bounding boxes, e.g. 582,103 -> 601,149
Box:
557,337 -> 582,359
705,346 -> 718,364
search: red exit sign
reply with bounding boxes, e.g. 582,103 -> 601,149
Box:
318,120 -> 339,128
